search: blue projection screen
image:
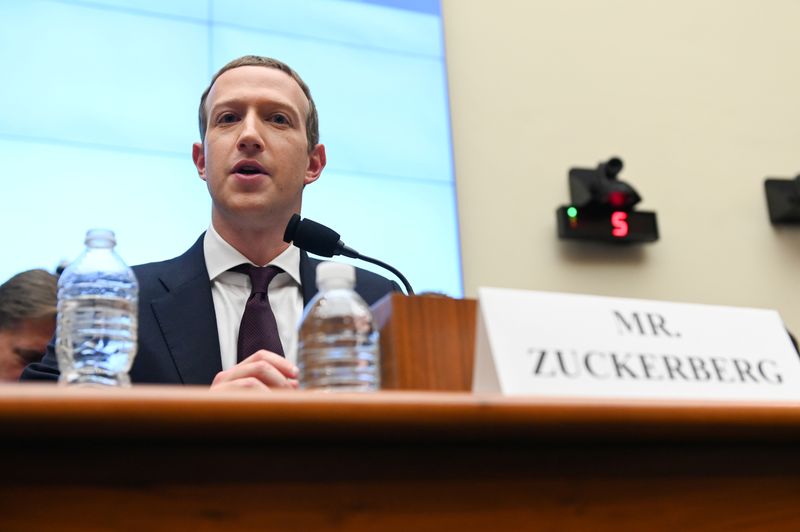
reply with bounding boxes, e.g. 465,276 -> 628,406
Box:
0,0 -> 462,296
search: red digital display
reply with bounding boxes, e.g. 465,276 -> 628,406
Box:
556,207 -> 658,243
611,211 -> 628,237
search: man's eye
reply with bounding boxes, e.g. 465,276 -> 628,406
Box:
217,113 -> 239,124
270,114 -> 289,125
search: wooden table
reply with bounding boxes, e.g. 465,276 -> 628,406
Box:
2,385 -> 800,531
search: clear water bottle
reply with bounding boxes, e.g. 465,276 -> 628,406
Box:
56,229 -> 138,386
298,262 -> 380,391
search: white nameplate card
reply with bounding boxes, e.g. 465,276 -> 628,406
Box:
473,287 -> 800,401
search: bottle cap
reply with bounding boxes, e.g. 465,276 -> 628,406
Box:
316,261 -> 355,290
85,228 -> 116,248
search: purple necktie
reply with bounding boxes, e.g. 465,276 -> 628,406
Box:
232,264 -> 284,361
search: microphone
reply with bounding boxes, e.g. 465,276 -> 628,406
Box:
283,213 -> 414,295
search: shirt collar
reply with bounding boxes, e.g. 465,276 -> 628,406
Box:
203,224 -> 301,286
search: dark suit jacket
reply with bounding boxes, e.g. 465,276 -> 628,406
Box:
20,235 -> 399,384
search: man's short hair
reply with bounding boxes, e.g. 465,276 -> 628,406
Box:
198,55 -> 319,152
0,269 -> 58,330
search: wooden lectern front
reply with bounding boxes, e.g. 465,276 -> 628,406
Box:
2,294 -> 800,531
373,293 -> 476,391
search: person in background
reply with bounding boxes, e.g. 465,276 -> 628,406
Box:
0,269 -> 58,381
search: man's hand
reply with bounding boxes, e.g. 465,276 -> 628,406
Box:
210,350 -> 299,391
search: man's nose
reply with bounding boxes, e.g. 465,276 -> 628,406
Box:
237,115 -> 264,151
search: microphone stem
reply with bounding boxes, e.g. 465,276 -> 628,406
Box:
356,253 -> 414,296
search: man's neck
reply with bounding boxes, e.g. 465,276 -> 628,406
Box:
211,213 -> 290,266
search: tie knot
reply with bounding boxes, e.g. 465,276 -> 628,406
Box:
231,264 -> 283,295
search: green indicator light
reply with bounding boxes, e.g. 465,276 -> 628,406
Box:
567,207 -> 578,218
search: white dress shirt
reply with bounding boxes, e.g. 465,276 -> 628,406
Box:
203,225 -> 304,369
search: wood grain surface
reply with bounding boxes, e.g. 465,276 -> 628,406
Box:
2,385 -> 800,531
375,293 -> 476,391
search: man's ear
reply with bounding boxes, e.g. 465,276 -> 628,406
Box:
192,142 -> 207,181
304,143 -> 326,186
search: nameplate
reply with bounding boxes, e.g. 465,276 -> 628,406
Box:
473,287 -> 800,401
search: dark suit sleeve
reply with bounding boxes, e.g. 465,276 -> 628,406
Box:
354,267 -> 401,306
19,336 -> 60,382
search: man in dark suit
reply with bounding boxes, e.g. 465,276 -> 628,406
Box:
21,55 -> 397,388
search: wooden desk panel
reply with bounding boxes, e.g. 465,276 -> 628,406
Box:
1,386 -> 800,531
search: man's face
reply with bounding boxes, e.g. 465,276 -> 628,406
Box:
192,66 -> 326,230
0,317 -> 55,381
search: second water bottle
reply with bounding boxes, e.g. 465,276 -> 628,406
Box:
297,261 -> 380,392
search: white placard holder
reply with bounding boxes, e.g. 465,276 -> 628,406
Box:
473,287 -> 800,402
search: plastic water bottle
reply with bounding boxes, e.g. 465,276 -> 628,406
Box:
56,229 -> 138,386
298,262 -> 380,391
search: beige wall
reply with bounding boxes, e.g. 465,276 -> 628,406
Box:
442,0 -> 800,333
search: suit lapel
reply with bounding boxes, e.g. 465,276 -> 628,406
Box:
299,250 -> 320,306
151,236 -> 222,384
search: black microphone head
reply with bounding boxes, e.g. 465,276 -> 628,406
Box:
284,215 -> 342,257
283,213 -> 302,244
601,157 -> 624,179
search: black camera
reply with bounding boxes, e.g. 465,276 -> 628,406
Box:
569,157 -> 641,211
556,157 -> 658,243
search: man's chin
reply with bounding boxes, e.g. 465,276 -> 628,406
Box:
214,203 -> 294,229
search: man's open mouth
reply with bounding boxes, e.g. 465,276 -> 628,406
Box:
232,161 -> 267,175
